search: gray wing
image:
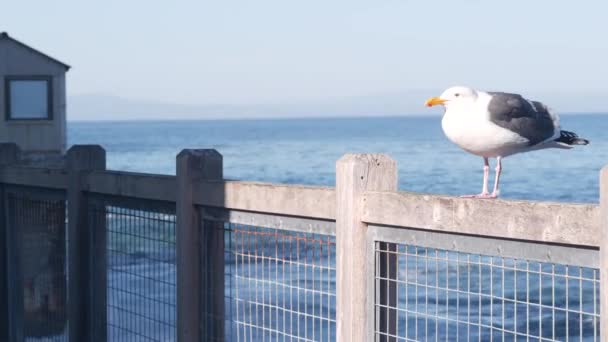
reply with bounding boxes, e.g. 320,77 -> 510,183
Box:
487,92 -> 557,146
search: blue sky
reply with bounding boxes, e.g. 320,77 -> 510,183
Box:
1,1 -> 606,118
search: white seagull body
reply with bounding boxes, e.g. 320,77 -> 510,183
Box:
426,86 -> 589,198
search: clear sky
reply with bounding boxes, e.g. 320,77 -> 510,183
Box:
1,0 -> 607,118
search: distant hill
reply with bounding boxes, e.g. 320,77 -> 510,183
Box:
68,94 -> 239,121
68,91 -> 607,121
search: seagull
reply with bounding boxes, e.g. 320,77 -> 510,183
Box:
425,86 -> 589,199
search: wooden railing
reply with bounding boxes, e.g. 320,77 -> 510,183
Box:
0,142 -> 605,342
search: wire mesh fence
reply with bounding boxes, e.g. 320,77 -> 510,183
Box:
90,199 -> 177,341
219,221 -> 337,341
6,191 -> 68,342
374,242 -> 600,342
2,185 -> 603,342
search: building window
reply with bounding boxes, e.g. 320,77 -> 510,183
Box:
5,76 -> 52,120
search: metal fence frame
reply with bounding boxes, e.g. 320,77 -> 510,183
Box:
0,143 -> 606,342
87,193 -> 177,341
213,216 -> 337,341
366,224 -> 601,341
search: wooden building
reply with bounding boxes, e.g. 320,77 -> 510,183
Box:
0,32 -> 69,159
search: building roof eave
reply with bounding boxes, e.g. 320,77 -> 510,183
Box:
0,32 -> 71,71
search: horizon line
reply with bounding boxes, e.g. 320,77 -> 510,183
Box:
68,112 -> 608,123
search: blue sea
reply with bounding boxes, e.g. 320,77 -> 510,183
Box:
70,114 -> 608,203
60,114 -> 607,341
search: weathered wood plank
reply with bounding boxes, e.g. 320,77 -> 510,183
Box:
86,170 -> 176,202
90,199 -> 107,342
5,188 -> 24,342
84,171 -> 336,220
0,143 -> 19,341
335,154 -> 397,342
0,184 -> 7,342
66,145 -> 106,342
202,208 -> 335,235
362,191 -> 600,247
0,166 -> 67,189
194,180 -> 336,220
599,166 -> 608,341
176,150 -> 223,342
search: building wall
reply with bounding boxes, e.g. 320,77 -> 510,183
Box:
0,38 -> 67,154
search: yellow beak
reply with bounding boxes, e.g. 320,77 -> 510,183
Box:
425,97 -> 446,107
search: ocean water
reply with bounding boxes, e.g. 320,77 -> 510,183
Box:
69,114 -> 608,203
61,115 -> 607,341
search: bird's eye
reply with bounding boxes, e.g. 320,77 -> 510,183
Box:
454,93 -> 460,97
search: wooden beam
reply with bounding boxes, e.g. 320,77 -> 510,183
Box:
335,154 -> 397,342
86,170 -> 176,202
362,191 -> 600,247
0,166 -> 67,189
0,143 -> 20,342
176,149 -> 223,342
83,171 -> 335,221
66,145 -> 106,342
599,165 -> 608,342
194,180 -> 336,220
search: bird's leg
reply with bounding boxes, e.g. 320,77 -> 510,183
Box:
490,156 -> 502,197
460,157 -> 494,198
481,157 -> 490,195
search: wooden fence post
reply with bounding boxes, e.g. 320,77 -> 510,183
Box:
176,149 -> 223,342
600,165 -> 608,342
67,145 -> 106,342
336,154 -> 398,342
0,143 -> 20,342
